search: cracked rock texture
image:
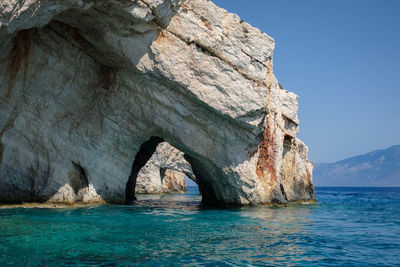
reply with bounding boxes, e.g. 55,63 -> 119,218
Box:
136,142 -> 192,194
0,0 -> 315,205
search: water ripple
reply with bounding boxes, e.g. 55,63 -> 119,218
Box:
0,187 -> 399,266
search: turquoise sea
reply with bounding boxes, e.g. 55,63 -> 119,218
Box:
1,187 -> 400,266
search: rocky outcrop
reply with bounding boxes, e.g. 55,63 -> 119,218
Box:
0,0 -> 314,205
136,142 -> 192,194
137,169 -> 187,194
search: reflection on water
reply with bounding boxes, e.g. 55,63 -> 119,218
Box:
0,187 -> 399,266
135,189 -> 202,210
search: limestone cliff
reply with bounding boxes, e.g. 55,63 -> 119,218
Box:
0,0 -> 315,205
136,142 -> 192,194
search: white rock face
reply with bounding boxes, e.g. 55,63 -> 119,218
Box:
136,168 -> 187,194
0,0 -> 314,205
135,142 -> 192,194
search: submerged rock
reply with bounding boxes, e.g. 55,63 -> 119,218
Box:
0,0 -> 315,205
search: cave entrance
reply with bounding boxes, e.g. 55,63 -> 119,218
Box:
125,136 -> 215,205
125,136 -> 164,203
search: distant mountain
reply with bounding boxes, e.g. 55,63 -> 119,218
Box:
314,145 -> 400,187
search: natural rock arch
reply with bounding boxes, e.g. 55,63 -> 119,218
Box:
127,137 -> 217,204
134,141 -> 195,194
0,0 -> 315,206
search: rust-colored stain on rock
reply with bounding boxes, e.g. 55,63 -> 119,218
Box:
155,30 -> 175,51
256,113 -> 278,184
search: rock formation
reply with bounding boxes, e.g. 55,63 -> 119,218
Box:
137,169 -> 187,194
0,0 -> 315,205
136,142 -> 192,194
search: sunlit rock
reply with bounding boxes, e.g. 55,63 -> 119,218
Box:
136,142 -> 192,194
0,0 -> 314,205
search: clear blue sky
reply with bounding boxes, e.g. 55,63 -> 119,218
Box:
212,0 -> 400,163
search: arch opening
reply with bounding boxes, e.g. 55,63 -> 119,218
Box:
125,136 -> 164,204
125,136 -> 218,206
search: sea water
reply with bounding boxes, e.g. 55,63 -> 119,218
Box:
0,187 -> 399,266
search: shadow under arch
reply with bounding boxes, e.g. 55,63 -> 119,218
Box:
125,136 -> 164,204
125,136 -> 219,206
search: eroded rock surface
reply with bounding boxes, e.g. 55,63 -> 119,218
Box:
0,0 -> 315,205
136,142 -> 192,194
